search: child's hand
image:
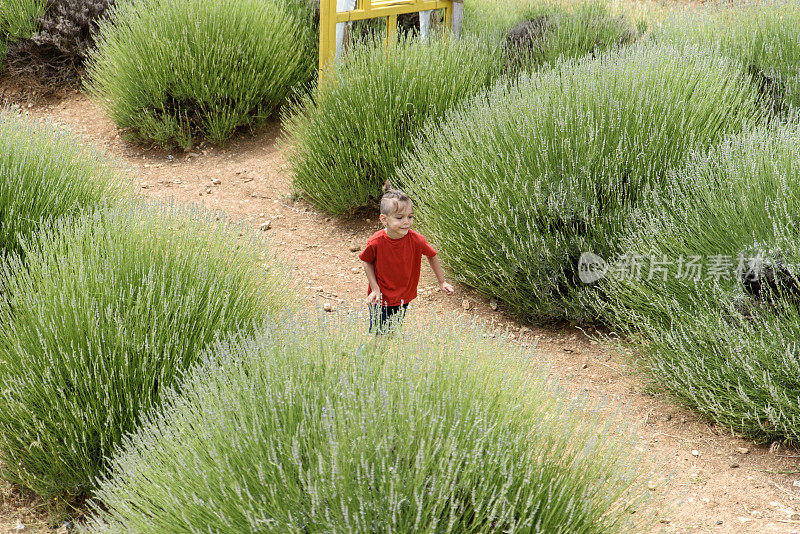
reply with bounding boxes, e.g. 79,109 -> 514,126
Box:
440,282 -> 455,295
366,291 -> 381,304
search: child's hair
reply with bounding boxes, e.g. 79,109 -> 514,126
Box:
380,180 -> 411,215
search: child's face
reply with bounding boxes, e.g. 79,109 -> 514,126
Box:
380,201 -> 413,239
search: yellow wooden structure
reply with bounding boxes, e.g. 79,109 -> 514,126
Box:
319,0 -> 455,78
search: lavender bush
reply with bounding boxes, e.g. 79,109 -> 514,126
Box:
657,0 -> 800,114
0,203 -> 292,498
399,43 -> 763,324
85,0 -> 316,148
0,109 -> 127,258
464,0 -> 638,71
603,123 -> 800,442
283,35 -> 499,216
85,314 -> 646,533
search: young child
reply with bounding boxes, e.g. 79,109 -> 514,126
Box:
359,181 -> 454,333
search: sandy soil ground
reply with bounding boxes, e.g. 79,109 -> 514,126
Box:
3,84 -> 800,534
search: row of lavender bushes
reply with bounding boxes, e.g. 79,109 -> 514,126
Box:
1,0 -> 317,145
6,0 -> 798,156
399,43 -> 763,323
6,0 -> 800,525
391,1 -> 800,445
601,123 -> 800,443
285,0 -> 640,216
0,110 -> 293,499
4,0 -> 639,149
398,40 -> 800,444
0,109 -> 648,531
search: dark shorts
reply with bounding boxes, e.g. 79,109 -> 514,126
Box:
368,303 -> 409,334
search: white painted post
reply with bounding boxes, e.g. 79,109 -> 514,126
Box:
451,0 -> 463,36
419,10 -> 432,40
335,0 -> 357,58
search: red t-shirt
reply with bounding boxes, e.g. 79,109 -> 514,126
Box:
359,229 -> 437,306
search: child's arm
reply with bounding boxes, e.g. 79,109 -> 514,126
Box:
427,255 -> 455,295
362,261 -> 382,304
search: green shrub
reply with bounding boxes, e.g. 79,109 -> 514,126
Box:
465,0 -> 637,70
462,0 -> 547,36
657,0 -> 800,113
0,109 -> 127,257
283,35 -> 500,216
85,314 -> 646,533
603,123 -> 800,442
0,204 -> 292,498
0,0 -> 44,39
0,0 -> 46,65
84,0 -> 316,148
399,43 -> 763,324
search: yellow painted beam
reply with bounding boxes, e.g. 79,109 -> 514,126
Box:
319,0 -> 453,80
385,13 -> 397,48
319,0 -> 337,78
334,1 -> 449,22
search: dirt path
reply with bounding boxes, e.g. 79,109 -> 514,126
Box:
3,87 -> 800,533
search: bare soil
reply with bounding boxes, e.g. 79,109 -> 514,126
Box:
3,83 -> 800,533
